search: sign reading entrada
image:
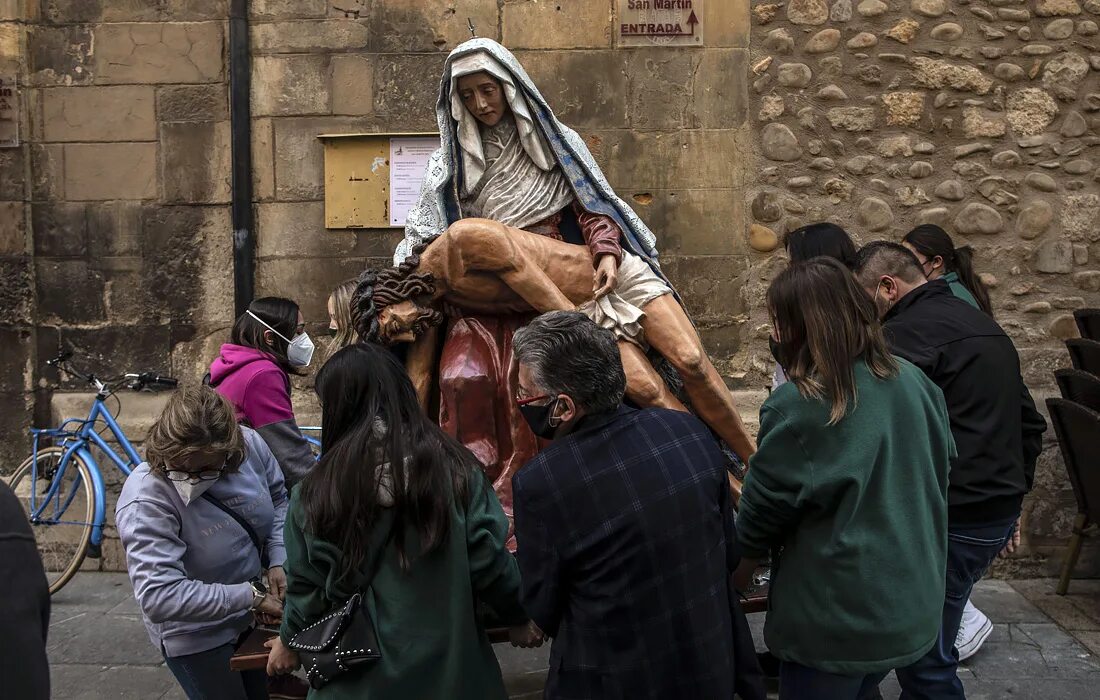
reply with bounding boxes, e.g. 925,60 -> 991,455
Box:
617,0 -> 704,47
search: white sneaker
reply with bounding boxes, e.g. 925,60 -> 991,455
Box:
956,600 -> 993,661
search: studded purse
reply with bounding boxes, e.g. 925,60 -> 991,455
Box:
288,526 -> 394,690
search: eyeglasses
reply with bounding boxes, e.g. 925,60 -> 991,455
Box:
516,394 -> 550,406
165,457 -> 229,482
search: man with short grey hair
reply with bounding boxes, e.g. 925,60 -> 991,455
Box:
510,310 -> 763,700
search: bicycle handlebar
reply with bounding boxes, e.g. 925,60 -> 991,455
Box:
125,372 -> 179,390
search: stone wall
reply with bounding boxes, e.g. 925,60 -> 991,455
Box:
1,0 -> 1095,577
748,0 -> 1100,574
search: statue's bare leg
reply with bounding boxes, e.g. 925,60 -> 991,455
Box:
638,294 -> 756,464
618,341 -> 688,412
447,219 -> 575,311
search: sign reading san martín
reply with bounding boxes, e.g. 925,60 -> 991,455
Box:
617,0 -> 703,47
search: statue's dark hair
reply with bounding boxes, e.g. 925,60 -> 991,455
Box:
352,243 -> 442,343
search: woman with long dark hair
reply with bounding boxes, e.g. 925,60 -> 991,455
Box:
265,343 -> 532,698
902,224 -> 993,316
771,222 -> 859,390
209,297 -> 316,488
736,258 -> 953,698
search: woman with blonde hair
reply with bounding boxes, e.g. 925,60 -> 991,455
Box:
736,258 -> 954,698
116,385 -> 289,700
325,279 -> 359,358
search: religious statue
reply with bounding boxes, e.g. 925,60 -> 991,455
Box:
369,39 -> 755,536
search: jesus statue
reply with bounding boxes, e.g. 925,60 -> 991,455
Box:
381,39 -> 754,535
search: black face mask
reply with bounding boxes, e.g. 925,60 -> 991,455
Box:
519,398 -> 560,440
769,335 -> 785,367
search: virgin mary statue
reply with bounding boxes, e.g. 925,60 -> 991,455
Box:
396,39 -> 751,542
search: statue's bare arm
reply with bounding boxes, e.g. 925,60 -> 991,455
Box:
406,325 -> 440,411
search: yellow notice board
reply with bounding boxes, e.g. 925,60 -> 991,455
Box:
318,132 -> 440,229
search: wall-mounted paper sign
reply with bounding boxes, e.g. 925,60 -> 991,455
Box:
318,132 -> 440,229
389,137 -> 438,227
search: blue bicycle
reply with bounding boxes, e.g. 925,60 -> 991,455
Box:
8,350 -> 177,594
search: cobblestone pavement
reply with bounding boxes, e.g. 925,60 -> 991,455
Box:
47,574 -> 1098,699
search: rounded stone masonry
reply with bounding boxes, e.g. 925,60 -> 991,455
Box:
764,29 -> 795,54
1044,18 -> 1077,38
953,202 -> 1004,234
1050,314 -> 1081,339
762,123 -> 803,162
806,29 -> 841,53
992,150 -> 1023,168
1042,53 -> 1090,102
1033,240 -> 1075,273
752,191 -> 784,222
847,32 -> 878,49
858,197 -> 895,231
749,224 -> 780,253
930,22 -> 964,41
912,0 -> 947,17
788,0 -> 830,24
910,161 -> 934,178
831,0 -> 854,21
1016,200 -> 1055,239
935,180 -> 966,201
1061,110 -> 1089,136
858,0 -> 888,17
778,63 -> 813,88
1025,172 -> 1059,191
995,63 -> 1027,82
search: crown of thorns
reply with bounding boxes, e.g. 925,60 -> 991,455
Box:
352,243 -> 437,343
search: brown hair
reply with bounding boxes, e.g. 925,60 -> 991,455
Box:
767,257 -> 898,424
352,244 -> 442,343
145,386 -> 246,477
325,278 -> 359,360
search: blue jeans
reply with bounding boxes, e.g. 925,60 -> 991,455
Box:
163,643 -> 268,700
895,516 -> 1017,699
780,661 -> 887,699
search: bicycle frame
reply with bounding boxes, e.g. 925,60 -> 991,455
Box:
28,394 -> 143,550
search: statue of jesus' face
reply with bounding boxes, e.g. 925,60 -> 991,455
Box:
376,299 -> 435,345
457,71 -> 508,127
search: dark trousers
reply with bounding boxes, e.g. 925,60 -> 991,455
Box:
895,516 -> 1017,699
779,661 -> 888,699
164,643 -> 269,700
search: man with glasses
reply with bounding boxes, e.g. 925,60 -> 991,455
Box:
509,311 -> 764,700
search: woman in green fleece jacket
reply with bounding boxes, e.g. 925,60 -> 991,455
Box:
735,258 -> 955,699
266,343 -> 537,698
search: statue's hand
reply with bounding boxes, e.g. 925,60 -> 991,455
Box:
593,254 -> 619,299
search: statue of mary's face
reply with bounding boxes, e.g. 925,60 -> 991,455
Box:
457,71 -> 509,127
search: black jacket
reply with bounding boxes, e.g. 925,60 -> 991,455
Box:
883,280 -> 1047,524
512,406 -> 764,700
0,480 -> 51,700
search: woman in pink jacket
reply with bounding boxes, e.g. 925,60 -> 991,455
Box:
210,297 -> 316,489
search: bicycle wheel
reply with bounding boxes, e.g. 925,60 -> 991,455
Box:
8,446 -> 96,594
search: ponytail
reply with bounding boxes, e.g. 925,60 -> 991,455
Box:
951,245 -> 994,317
903,224 -> 995,317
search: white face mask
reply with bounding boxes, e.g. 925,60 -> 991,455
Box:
171,476 -> 218,505
247,310 -> 315,367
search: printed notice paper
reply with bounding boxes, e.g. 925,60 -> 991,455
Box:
389,137 -> 439,226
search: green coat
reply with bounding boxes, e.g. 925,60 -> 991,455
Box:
737,359 -> 954,675
279,468 -> 526,699
943,271 -> 979,310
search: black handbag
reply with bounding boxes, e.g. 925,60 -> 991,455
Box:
287,526 -> 394,690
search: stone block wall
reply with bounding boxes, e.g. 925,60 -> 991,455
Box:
2,0 -> 1094,576
748,0 -> 1100,574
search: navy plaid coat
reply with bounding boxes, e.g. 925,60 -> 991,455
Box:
512,406 -> 756,700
